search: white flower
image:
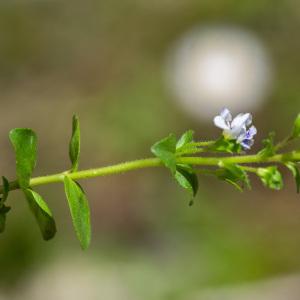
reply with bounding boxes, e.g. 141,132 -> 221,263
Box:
214,108 -> 257,150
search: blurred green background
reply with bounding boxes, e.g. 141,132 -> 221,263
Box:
1,0 -> 300,299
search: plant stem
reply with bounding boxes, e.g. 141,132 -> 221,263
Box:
1,151 -> 300,194
191,141 -> 215,147
275,135 -> 293,151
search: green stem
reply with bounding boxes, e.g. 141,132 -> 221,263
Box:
191,141 -> 215,147
275,135 -> 293,151
1,151 -> 300,194
240,166 -> 258,173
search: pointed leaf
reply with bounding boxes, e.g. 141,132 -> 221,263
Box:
0,177 -> 11,233
258,132 -> 276,158
176,130 -> 194,151
292,114 -> 300,139
0,205 -> 10,233
175,164 -> 198,197
224,179 -> 243,192
24,189 -> 56,240
69,115 -> 81,172
151,134 -> 177,174
0,176 -> 9,204
64,176 -> 91,249
285,162 -> 300,193
9,129 -> 37,189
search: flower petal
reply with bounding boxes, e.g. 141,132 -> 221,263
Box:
236,127 -> 247,143
241,139 -> 254,150
220,108 -> 232,123
214,116 -> 230,130
231,113 -> 252,129
247,125 -> 257,138
228,124 -> 246,139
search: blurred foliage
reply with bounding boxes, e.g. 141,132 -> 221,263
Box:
0,0 -> 300,298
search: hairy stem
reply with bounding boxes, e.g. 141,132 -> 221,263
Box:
1,151 -> 300,194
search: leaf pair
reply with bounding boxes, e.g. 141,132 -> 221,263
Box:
65,115 -> 91,250
151,131 -> 199,201
9,116 -> 91,249
9,128 -> 56,240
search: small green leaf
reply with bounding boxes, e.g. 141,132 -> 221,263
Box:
9,129 -> 37,189
64,176 -> 91,250
285,162 -> 300,193
223,179 -> 243,192
292,114 -> 300,138
69,115 -> 80,172
258,132 -> 276,158
257,166 -> 283,190
0,176 -> 9,204
210,136 -> 242,154
151,134 -> 177,174
176,130 -> 194,151
174,164 -> 198,197
24,189 -> 56,240
0,177 -> 11,234
216,163 -> 250,191
0,205 -> 11,233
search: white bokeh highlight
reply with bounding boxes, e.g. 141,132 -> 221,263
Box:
166,26 -> 273,120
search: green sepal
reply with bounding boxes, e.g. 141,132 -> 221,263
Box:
69,115 -> 81,172
258,132 -> 276,158
23,189 -> 57,240
292,114 -> 300,139
64,176 -> 91,250
9,128 -> 37,189
216,163 -> 250,191
174,164 -> 199,197
257,166 -> 283,190
210,136 -> 242,154
285,162 -> 300,193
151,134 -> 177,174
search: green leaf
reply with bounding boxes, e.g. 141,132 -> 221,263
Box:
0,205 -> 11,233
292,114 -> 300,138
0,177 -> 11,233
285,162 -> 300,193
174,164 -> 198,197
151,134 -> 177,174
9,128 -> 37,189
0,176 -> 9,204
258,132 -> 276,158
64,176 -> 91,250
69,115 -> 81,172
216,163 -> 250,191
257,166 -> 283,190
24,189 -> 56,240
176,130 -> 194,151
210,136 -> 242,154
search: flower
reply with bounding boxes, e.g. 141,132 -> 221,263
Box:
214,108 -> 257,150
